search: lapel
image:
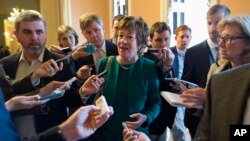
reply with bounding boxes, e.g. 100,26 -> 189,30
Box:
103,57 -> 118,105
4,53 -> 21,79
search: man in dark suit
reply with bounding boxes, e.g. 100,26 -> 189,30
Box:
169,24 -> 192,140
194,63 -> 250,141
170,25 -> 192,79
0,10 -> 83,138
181,4 -> 231,137
72,13 -> 118,80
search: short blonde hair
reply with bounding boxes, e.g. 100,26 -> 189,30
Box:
79,13 -> 103,31
218,15 -> 250,64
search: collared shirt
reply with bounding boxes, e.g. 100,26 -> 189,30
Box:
14,49 -> 45,138
176,47 -> 186,79
93,41 -> 107,72
207,38 -> 219,63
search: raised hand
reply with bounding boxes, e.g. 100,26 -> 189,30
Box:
31,59 -> 63,82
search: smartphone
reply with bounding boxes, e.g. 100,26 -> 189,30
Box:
38,90 -> 63,100
55,56 -> 69,64
61,47 -> 71,53
84,44 -> 95,53
148,48 -> 162,53
165,78 -> 198,92
97,70 -> 108,78
122,122 -> 129,132
95,95 -> 109,116
65,77 -> 77,85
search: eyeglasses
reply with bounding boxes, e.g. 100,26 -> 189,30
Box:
219,36 -> 249,44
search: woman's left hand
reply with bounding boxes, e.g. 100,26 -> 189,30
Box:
180,87 -> 206,108
123,113 -> 147,129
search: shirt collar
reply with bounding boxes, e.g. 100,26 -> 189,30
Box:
176,47 -> 186,57
207,38 -> 218,49
19,49 -> 45,63
95,41 -> 106,53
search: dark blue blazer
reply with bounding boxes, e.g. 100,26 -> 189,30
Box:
170,46 -> 180,78
0,48 -> 83,133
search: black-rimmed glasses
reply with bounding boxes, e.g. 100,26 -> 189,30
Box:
219,36 -> 250,44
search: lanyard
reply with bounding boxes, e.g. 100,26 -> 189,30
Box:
208,47 -> 215,63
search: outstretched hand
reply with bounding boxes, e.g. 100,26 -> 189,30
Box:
59,105 -> 114,141
79,75 -> 105,97
5,95 -> 47,111
31,59 -> 63,82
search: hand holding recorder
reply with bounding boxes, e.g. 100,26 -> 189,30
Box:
31,59 -> 63,83
71,44 -> 95,60
79,75 -> 105,97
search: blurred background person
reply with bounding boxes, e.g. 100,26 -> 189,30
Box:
170,24 -> 192,141
49,25 -> 79,55
108,15 -> 125,44
170,25 -> 192,79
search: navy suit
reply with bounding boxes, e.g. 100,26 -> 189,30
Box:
181,40 -> 212,137
74,40 -> 118,74
0,48 -> 83,133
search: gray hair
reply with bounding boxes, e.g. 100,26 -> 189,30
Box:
218,15 -> 250,64
14,10 -> 46,32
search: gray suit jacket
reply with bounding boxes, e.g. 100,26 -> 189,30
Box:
194,63 -> 250,141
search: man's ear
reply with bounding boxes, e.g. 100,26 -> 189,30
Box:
14,30 -> 18,37
13,31 -> 19,42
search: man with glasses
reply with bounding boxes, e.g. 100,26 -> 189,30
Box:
181,4 -> 231,138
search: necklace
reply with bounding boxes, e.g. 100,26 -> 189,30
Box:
120,64 -> 130,70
